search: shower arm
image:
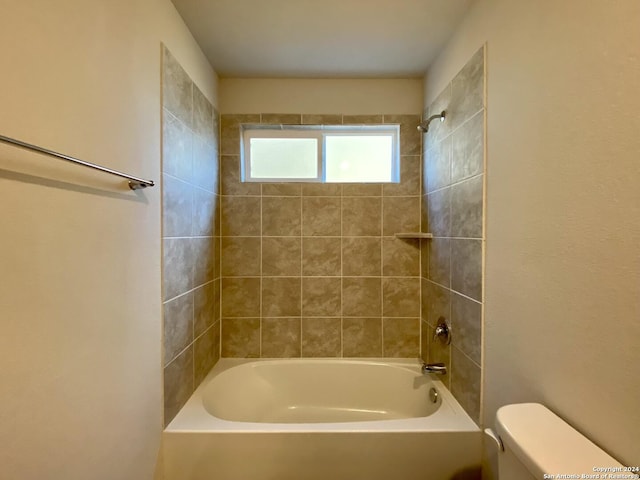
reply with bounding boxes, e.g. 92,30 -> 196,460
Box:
417,110 -> 446,132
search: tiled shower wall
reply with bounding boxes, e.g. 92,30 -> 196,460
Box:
219,114 -> 423,358
420,46 -> 485,424
161,46 -> 221,425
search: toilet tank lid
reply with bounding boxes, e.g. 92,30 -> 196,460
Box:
495,403 -> 623,477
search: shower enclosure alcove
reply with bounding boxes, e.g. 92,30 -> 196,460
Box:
160,44 -> 486,433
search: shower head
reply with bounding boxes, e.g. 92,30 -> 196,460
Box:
417,110 -> 446,133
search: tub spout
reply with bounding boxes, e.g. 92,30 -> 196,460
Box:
421,362 -> 447,375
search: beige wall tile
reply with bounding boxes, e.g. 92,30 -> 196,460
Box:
342,277 -> 381,316
221,155 -> 260,195
420,237 -> 429,278
194,323 -> 219,385
221,196 -> 261,236
420,320 -> 429,362
262,318 -> 301,357
382,278 -> 420,317
451,346 -> 481,423
383,318 -> 420,357
192,237 -> 215,287
221,318 -> 260,358
302,197 -> 341,236
342,318 -> 382,357
451,239 -> 482,301
342,197 -> 382,236
428,238 -> 451,287
163,174 -> 193,238
424,280 -> 451,327
302,183 -> 341,196
162,47 -> 193,128
213,279 -> 221,322
192,136 -> 218,193
262,277 -> 301,316
262,197 -> 301,236
193,85 -> 213,141
301,318 -> 341,357
262,183 -> 302,196
220,114 -> 260,155
214,235 -> 221,279
342,114 -> 383,124
163,346 -> 193,426
221,278 -> 261,317
302,237 -> 341,276
163,238 -> 193,300
194,282 -> 216,337
425,136 -> 452,193
451,293 -> 482,365
261,113 -> 302,125
451,110 -> 484,183
262,237 -> 301,276
451,175 -> 483,238
302,277 -> 341,316
192,188 -> 217,237
342,237 -> 381,276
302,114 -> 343,125
342,184 -> 382,196
383,155 -> 421,196
382,237 -> 420,276
163,293 -> 193,366
384,114 -> 421,156
221,237 -> 261,277
162,109 -> 193,182
427,188 -> 451,237
382,196 -> 420,235
449,47 -> 484,131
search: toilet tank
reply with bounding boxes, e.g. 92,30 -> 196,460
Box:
495,403 -> 626,479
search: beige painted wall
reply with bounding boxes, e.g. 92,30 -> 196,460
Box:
425,0 -> 640,469
219,78 -> 423,114
0,1 -> 217,479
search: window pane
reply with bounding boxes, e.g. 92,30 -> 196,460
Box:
249,138 -> 318,179
325,135 -> 394,183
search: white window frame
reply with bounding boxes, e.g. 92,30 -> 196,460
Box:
241,124 -> 400,183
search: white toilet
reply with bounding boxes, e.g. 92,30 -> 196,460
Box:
492,403 -> 625,479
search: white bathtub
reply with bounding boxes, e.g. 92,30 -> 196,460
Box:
164,358 -> 481,480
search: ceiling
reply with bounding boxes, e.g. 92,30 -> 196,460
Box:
171,0 -> 474,78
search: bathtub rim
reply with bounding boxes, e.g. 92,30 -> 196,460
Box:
165,357 -> 480,434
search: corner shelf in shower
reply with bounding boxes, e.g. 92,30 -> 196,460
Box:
394,233 -> 434,239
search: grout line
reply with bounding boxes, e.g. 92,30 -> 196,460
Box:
221,315 -> 418,319
163,279 -> 216,305
451,343 -> 482,369
220,235 -> 414,239
427,236 -> 484,241
380,181 -> 384,333
425,172 -> 484,196
219,275 -> 425,279
340,181 -> 344,357
300,189 -> 303,357
164,341 -> 193,371
259,183 -> 263,358
425,278 -> 483,305
418,123 -> 423,359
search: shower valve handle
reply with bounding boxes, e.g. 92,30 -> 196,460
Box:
433,318 -> 452,345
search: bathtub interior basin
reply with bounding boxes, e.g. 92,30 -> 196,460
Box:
202,359 -> 439,423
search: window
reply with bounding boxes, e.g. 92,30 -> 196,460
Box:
241,124 -> 400,183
